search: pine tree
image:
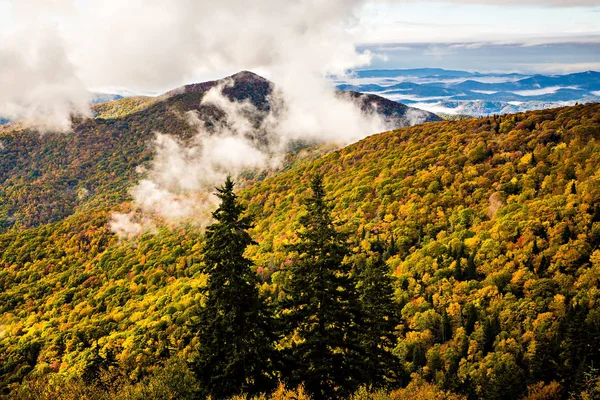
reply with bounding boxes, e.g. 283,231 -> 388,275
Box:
281,174 -> 365,399
383,232 -> 398,259
195,176 -> 274,399
356,254 -> 403,388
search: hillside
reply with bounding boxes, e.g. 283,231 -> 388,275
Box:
1,103 -> 599,398
0,71 -> 438,232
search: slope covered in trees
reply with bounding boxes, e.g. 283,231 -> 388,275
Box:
241,103 -> 600,398
1,103 -> 600,399
0,71 -> 438,232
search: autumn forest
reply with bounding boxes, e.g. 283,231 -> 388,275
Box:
1,98 -> 600,399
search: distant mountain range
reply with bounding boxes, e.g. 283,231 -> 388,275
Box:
335,69 -> 600,116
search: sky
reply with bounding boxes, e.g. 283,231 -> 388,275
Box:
356,1 -> 600,45
352,1 -> 600,72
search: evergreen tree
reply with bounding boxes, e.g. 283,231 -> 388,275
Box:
383,233 -> 398,259
280,174 -> 365,399
356,254 -> 403,388
194,176 -> 274,399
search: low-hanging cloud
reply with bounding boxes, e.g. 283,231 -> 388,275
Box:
0,26 -> 91,132
111,120 -> 268,237
110,78 -> 391,237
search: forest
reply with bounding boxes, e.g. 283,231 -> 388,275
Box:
1,103 -> 600,399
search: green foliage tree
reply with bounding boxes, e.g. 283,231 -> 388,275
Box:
280,174 -> 365,399
194,176 -> 274,398
356,253 -> 403,388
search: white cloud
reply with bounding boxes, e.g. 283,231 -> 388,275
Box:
514,86 -> 581,96
380,93 -> 453,102
354,1 -> 600,45
0,26 -> 91,132
409,102 -> 461,115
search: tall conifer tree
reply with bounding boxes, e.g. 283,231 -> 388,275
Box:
357,254 -> 403,388
195,176 -> 273,399
281,174 -> 365,399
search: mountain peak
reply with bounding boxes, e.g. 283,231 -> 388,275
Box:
228,70 -> 269,82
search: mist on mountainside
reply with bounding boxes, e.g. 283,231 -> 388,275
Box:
109,72 -> 441,237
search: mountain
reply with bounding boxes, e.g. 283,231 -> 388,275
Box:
336,69 -> 600,116
340,90 -> 441,126
0,71 -> 438,232
166,70 -> 440,126
90,93 -> 124,105
1,103 -> 599,398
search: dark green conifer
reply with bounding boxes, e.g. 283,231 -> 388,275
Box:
281,174 -> 365,399
357,254 -> 403,388
383,233 -> 398,259
195,176 -> 274,399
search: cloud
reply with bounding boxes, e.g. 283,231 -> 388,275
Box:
410,102 -> 462,115
514,86 -> 582,96
111,74 -> 391,235
109,212 -> 153,240
404,108 -> 435,125
113,116 -> 268,233
58,0 -> 372,90
0,26 -> 91,132
354,1 -> 600,46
